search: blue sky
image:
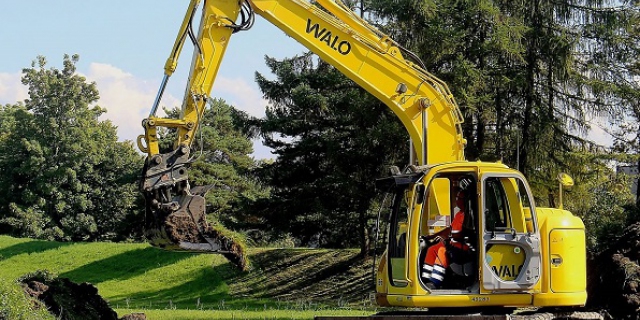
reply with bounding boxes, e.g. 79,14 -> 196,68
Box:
0,1 -> 306,158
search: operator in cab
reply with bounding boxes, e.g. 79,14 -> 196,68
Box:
421,180 -> 470,289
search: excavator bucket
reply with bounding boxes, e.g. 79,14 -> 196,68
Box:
140,152 -> 249,271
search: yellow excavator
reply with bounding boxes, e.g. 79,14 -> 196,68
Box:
136,0 -> 599,318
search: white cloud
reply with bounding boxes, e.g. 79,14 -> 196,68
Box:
210,77 -> 276,158
211,77 -> 269,117
0,64 -> 275,158
0,72 -> 28,104
84,63 -> 180,144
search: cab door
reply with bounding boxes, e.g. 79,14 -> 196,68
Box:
480,173 -> 541,291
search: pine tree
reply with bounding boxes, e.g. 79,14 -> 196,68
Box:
160,98 -> 271,236
254,53 -> 408,253
368,0 -> 640,204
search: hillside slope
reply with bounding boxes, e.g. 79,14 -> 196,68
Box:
0,236 -> 374,311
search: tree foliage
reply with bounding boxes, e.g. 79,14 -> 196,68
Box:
252,53 -> 408,252
248,0 -> 640,252
160,98 -> 270,235
0,55 -> 143,241
366,0 -> 640,206
553,151 -> 638,252
1,0 -> 639,254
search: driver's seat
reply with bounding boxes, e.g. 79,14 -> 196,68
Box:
448,194 -> 476,278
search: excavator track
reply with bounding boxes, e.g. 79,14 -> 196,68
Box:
316,311 -> 603,320
510,311 -> 603,320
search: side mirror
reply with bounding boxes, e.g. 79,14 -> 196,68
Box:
559,173 -> 574,188
557,173 -> 574,209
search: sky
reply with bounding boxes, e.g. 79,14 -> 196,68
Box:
0,1 -> 306,159
0,1 -> 613,161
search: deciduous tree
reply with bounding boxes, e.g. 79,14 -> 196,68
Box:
0,55 -> 143,241
160,98 -> 271,236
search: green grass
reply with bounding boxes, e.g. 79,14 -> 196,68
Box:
0,277 -> 55,320
0,236 -> 377,319
117,308 -> 371,320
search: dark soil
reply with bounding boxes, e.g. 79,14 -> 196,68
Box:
203,226 -> 248,271
20,273 -> 144,320
156,206 -> 248,271
587,223 -> 640,319
118,313 -> 146,320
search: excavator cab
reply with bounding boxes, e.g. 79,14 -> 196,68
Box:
377,166 -> 479,294
375,162 -> 586,310
417,170 -> 479,291
417,173 -> 478,289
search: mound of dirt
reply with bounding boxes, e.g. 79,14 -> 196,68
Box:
587,223 -> 640,319
20,273 -> 144,320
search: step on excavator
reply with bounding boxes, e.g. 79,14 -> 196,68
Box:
136,0 -> 602,318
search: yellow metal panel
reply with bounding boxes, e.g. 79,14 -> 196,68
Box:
501,178 -> 526,233
549,229 -> 586,293
386,293 -> 533,308
422,177 -> 451,235
533,291 -> 588,307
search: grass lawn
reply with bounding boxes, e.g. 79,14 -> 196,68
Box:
0,236 -> 377,319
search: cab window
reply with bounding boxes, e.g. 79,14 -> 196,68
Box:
388,189 -> 409,287
484,177 -> 512,231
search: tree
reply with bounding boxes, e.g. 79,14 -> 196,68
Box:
367,0 -> 640,206
253,53 -> 408,254
160,98 -> 270,235
0,55 -> 143,241
370,0 -> 529,162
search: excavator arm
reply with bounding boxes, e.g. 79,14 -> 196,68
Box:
249,0 -> 466,164
137,0 -> 249,269
137,0 -> 465,270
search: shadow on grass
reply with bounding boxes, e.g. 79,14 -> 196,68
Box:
0,238 -> 72,261
107,249 -> 374,311
226,249 -> 374,305
60,247 -> 193,284
107,262 -> 272,310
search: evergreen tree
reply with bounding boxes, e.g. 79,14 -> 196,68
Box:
160,99 -> 271,235
370,0 -> 528,162
0,55 -> 143,241
368,0 -> 640,204
254,54 -> 408,253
